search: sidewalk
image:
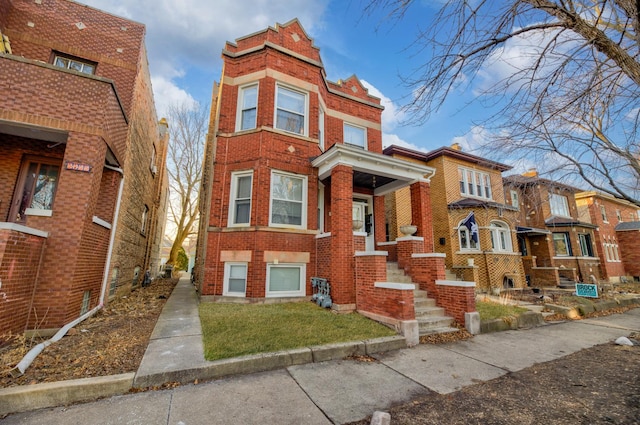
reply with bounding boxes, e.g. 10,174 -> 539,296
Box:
2,277 -> 639,423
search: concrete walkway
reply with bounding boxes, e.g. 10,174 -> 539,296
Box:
2,278 -> 640,424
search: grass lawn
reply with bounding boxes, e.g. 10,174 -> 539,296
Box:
199,302 -> 397,361
476,300 -> 528,321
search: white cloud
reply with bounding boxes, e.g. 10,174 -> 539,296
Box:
450,125 -> 492,151
382,133 -> 428,152
151,76 -> 198,119
360,80 -> 406,132
83,0 -> 330,105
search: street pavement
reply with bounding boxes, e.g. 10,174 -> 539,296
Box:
2,278 -> 639,425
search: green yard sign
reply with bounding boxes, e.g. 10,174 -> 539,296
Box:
576,283 -> 598,298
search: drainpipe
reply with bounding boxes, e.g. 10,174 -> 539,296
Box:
11,166 -> 124,377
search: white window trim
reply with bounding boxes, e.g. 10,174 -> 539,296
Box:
269,170 -> 308,229
489,221 -> 513,252
510,190 -> 519,209
223,262 -> 248,297
236,83 -> 258,132
318,181 -> 325,232
274,83 -> 309,136
600,205 -> 609,223
458,167 -> 492,200
266,263 -> 306,297
228,170 -> 253,227
457,225 -> 480,252
343,122 -> 367,150
549,193 -> 571,218
318,105 -> 325,151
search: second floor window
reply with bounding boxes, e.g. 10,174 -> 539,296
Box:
549,193 -> 570,217
229,171 -> 253,226
237,84 -> 258,131
53,54 -> 96,75
275,85 -> 306,135
459,168 -> 492,199
344,123 -> 366,149
600,205 -> 608,222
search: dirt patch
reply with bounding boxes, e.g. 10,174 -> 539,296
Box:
0,278 -> 177,387
348,335 -> 640,425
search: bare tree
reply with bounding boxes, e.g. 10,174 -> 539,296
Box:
165,101 -> 208,269
366,0 -> 640,206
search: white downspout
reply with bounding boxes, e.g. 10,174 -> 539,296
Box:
11,166 -> 125,377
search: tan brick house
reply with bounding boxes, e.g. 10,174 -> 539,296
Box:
195,20 -> 477,334
503,171 -> 601,287
575,191 -> 640,282
0,0 -> 168,335
384,144 -> 526,293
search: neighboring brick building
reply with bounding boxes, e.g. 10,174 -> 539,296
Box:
503,170 -> 601,287
0,0 -> 168,335
384,144 -> 526,293
575,191 -> 640,282
196,20 -> 454,327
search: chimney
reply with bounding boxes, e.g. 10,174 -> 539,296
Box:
522,168 -> 538,178
450,143 -> 461,151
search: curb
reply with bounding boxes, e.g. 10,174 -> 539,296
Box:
0,336 -> 406,417
480,311 -> 545,333
0,373 -> 134,417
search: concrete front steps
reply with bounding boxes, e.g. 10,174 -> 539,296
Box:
386,263 -> 458,335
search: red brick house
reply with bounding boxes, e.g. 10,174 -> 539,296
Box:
575,191 -> 640,282
196,20 -> 477,336
503,170 -> 601,287
0,0 -> 168,335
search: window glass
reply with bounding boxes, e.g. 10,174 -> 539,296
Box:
458,167 -> 492,199
270,172 -> 306,227
228,264 -> 247,293
578,233 -> 593,256
344,123 -> 366,148
267,264 -> 305,297
549,193 -> 570,217
490,221 -> 512,252
53,54 -> 95,74
239,85 -> 257,130
510,190 -> 519,209
553,233 -> 571,256
231,173 -> 252,225
459,227 -> 479,250
276,86 -> 305,134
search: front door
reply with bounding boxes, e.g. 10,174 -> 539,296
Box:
353,198 -> 374,251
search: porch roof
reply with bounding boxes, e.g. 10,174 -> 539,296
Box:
311,143 -> 436,196
545,216 -> 597,229
516,226 -> 550,236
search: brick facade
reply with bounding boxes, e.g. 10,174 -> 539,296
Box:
575,191 -> 639,282
0,0 -> 167,333
384,145 -> 526,293
197,20 -> 436,323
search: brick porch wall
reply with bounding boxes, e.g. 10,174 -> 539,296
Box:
355,253 -> 415,321
435,280 -> 476,324
0,226 -> 46,335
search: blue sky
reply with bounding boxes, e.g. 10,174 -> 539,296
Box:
82,0 -> 497,153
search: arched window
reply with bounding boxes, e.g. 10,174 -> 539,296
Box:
490,221 -> 512,252
458,221 -> 479,251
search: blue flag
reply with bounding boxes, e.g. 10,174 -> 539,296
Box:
462,212 -> 479,243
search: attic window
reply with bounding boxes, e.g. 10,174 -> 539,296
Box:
53,53 -> 96,75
